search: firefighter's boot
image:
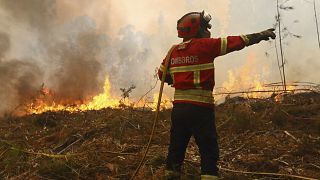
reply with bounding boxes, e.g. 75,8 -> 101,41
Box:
165,170 -> 181,180
201,174 -> 219,180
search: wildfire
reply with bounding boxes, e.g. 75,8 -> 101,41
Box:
27,76 -> 174,115
221,70 -> 269,98
80,77 -> 119,110
28,76 -> 120,114
26,53 -> 300,115
151,93 -> 172,111
250,79 -> 265,98
219,53 -> 271,99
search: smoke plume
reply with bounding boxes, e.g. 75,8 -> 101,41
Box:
0,0 -> 233,116
0,0 -> 161,116
0,59 -> 43,116
0,29 -> 41,116
0,1 -> 108,116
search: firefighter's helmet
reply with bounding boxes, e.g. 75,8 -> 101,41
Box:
177,11 -> 212,38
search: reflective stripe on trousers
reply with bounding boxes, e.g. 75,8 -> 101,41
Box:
165,170 -> 180,180
201,174 -> 219,180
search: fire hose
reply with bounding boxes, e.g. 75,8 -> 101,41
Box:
130,45 -> 176,180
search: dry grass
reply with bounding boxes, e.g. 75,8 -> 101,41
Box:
0,92 -> 319,179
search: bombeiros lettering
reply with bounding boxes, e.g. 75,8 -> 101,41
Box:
171,56 -> 199,65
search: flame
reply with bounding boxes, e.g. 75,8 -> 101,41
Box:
286,84 -> 296,91
27,75 -> 174,114
273,84 -> 296,102
26,53 -> 299,114
28,76 -> 120,114
220,53 -> 270,99
151,93 -> 172,111
222,70 -> 268,98
251,79 -> 265,98
80,76 -> 119,110
41,87 -> 51,96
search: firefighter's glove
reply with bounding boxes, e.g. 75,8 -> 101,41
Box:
246,28 -> 276,46
166,76 -> 173,85
162,74 -> 173,85
259,28 -> 276,41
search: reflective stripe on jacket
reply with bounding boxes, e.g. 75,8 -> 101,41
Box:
158,36 -> 248,107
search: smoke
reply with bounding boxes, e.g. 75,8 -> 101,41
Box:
0,32 -> 9,59
105,25 -> 153,95
49,32 -> 104,103
0,0 -> 242,117
0,0 -> 108,116
0,0 -> 56,30
45,16 -> 108,103
0,59 -> 43,116
0,30 -> 43,116
0,0 -> 163,116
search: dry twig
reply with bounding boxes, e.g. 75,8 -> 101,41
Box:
284,130 -> 301,143
219,166 -> 318,180
185,159 -> 318,180
217,117 -> 231,129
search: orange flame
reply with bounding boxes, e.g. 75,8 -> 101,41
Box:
27,76 -> 174,114
151,93 -> 172,111
220,53 -> 270,98
28,76 -> 120,114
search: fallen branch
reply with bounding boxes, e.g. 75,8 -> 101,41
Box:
221,130 -> 250,147
219,166 -> 318,180
274,158 -> 290,166
281,109 -> 318,121
0,139 -> 83,159
217,117 -> 231,129
53,112 -> 116,154
220,131 -> 257,158
284,130 -> 301,143
99,150 -> 137,156
213,88 -> 315,96
56,136 -> 83,154
2,137 -> 144,159
306,163 -> 320,170
11,147 -> 85,158
120,115 -> 140,130
185,159 -> 318,180
53,134 -> 83,154
0,149 -> 8,159
265,81 -> 320,86
220,144 -> 246,159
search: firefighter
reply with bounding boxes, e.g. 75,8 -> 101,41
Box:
158,11 -> 276,179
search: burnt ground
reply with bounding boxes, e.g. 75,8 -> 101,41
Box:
0,92 -> 319,180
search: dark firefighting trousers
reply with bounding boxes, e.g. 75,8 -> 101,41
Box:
166,103 -> 219,176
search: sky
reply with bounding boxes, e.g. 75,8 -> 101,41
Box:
0,0 -> 319,116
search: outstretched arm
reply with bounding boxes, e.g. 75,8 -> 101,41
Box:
244,28 -> 276,46
211,28 -> 276,57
